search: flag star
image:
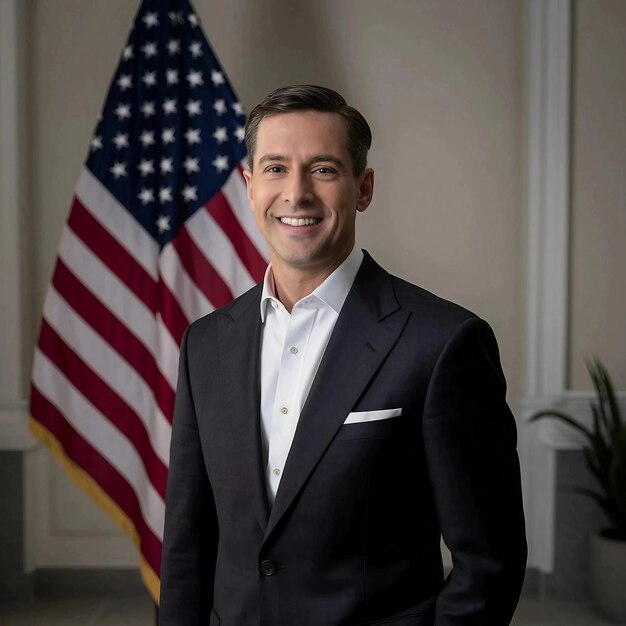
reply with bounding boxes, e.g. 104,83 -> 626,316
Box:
156,214 -> 171,233
160,157 -> 174,174
185,99 -> 202,116
114,103 -> 131,120
211,70 -> 224,86
122,45 -> 133,60
212,155 -> 229,172
182,185 -> 198,202
142,11 -> 159,28
213,127 -> 228,144
162,99 -> 177,115
137,188 -> 154,205
169,11 -> 184,25
117,74 -> 132,90
166,68 -> 179,85
159,187 -> 173,204
213,99 -> 227,115
90,135 -> 103,151
186,70 -> 203,87
189,41 -> 202,58
142,42 -> 158,58
142,71 -> 157,87
183,156 -> 200,173
234,126 -> 245,142
188,13 -> 199,27
139,130 -> 155,147
110,161 -> 127,178
232,101 -> 245,116
138,159 -> 155,176
113,132 -> 129,149
141,101 -> 156,117
185,128 -> 201,144
162,128 -> 175,144
167,39 -> 181,55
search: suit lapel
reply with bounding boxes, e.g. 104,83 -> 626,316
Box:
264,253 -> 410,543
217,286 -> 270,532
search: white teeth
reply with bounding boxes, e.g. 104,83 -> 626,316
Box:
280,217 -> 319,226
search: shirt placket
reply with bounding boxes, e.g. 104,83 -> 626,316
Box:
267,301 -> 317,498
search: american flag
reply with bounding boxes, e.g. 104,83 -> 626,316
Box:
29,0 -> 267,602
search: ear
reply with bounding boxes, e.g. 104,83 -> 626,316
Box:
242,168 -> 254,212
356,168 -> 374,213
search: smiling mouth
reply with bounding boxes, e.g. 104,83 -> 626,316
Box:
279,217 -> 322,226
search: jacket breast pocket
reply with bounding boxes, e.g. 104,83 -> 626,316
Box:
334,415 -> 407,442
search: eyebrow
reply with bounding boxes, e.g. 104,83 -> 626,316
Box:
257,153 -> 347,170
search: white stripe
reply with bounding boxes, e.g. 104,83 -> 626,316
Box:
58,226 -> 177,392
159,244 -> 213,322
32,349 -> 165,540
156,315 -> 180,390
43,286 -> 172,467
75,167 -> 160,281
185,208 -> 256,298
222,167 -> 270,262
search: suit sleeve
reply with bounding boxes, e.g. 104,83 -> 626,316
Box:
160,326 -> 218,625
422,317 -> 527,625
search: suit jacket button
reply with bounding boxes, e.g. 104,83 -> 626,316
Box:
260,560 -> 277,576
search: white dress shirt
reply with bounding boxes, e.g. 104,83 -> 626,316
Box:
259,247 -> 364,504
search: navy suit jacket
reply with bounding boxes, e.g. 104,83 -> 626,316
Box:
160,251 -> 527,625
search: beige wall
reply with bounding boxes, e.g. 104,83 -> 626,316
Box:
29,0 -> 524,399
568,0 -> 626,390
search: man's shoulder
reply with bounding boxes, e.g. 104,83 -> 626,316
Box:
186,282 -> 262,338
358,251 -> 478,330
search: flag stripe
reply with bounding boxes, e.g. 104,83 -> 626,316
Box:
157,278 -> 190,347
76,167 -> 159,280
43,286 -> 172,464
32,349 -> 165,540
68,196 -> 159,314
30,386 -> 163,576
51,258 -> 176,421
185,204 -> 256,297
159,245 -> 213,324
205,192 -> 267,282
223,166 -> 270,262
38,320 -> 168,496
172,225 -> 234,308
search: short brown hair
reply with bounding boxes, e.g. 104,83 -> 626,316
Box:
244,85 -> 372,176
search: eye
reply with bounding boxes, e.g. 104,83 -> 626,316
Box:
264,165 -> 285,174
313,167 -> 336,176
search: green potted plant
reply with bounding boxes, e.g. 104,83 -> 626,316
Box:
531,359 -> 626,620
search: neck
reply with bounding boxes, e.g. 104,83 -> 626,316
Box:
271,251 -> 352,312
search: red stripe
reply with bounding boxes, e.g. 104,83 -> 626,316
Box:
30,387 -> 163,577
172,227 -> 234,309
205,192 -> 267,282
66,198 -> 189,349
52,258 -> 175,421
37,320 -> 168,496
68,197 -> 158,313
158,278 -> 189,347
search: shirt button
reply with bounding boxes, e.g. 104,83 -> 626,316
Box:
290,346 -> 298,354
260,560 -> 277,576
272,467 -> 281,476
280,407 -> 288,414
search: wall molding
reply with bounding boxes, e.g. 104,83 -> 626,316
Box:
0,0 -> 31,451
520,0 -> 572,574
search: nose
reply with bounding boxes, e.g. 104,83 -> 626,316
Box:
282,171 -> 314,207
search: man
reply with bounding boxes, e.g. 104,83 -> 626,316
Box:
160,85 -> 527,625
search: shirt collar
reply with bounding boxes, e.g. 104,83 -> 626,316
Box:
260,247 -> 364,322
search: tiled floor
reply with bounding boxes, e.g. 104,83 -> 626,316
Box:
0,593 -> 622,626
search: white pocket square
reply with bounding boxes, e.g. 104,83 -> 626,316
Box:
344,408 -> 402,424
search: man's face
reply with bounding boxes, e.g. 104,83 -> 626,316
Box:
243,111 -> 373,276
